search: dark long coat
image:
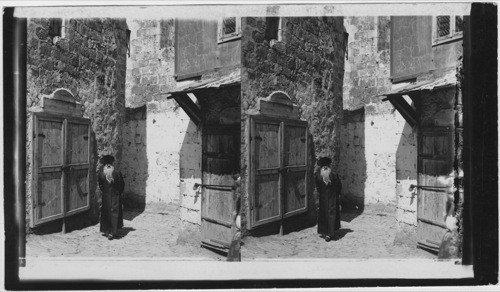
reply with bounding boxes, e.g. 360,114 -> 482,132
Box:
315,171 -> 342,238
98,168 -> 125,236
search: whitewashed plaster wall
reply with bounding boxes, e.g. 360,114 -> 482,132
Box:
340,16 -> 418,208
144,99 -> 201,205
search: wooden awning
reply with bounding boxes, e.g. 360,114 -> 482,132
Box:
380,73 -> 457,127
163,71 -> 240,125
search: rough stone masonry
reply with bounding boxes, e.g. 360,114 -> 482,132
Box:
241,16 -> 346,234
26,18 -> 129,230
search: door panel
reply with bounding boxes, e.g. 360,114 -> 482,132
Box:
254,123 -> 280,169
283,170 -> 307,216
67,168 -> 89,213
66,120 -> 91,214
202,160 -> 233,223
417,128 -> 453,251
38,120 -> 63,166
250,118 -> 282,228
283,125 -> 307,166
418,159 -> 449,223
34,118 -> 64,224
254,173 -> 281,222
37,172 -> 63,221
201,126 -> 240,251
67,122 -> 89,164
282,122 -> 308,216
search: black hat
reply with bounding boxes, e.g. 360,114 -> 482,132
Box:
317,157 -> 332,167
100,155 -> 115,165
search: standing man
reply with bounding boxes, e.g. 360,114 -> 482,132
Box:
98,155 -> 125,240
315,157 -> 342,242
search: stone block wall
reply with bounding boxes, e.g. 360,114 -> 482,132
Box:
126,19 -> 176,107
340,16 -> 416,209
241,17 -> 346,234
26,18 -> 129,230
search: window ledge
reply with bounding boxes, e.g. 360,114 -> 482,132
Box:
217,34 -> 241,44
432,34 -> 463,47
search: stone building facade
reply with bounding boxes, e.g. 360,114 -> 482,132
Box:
26,18 -> 129,231
241,17 -> 346,234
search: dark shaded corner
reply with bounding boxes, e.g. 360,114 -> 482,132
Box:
122,105 -> 148,221
339,107 -> 366,219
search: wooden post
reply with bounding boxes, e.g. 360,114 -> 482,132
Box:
13,14 -> 27,267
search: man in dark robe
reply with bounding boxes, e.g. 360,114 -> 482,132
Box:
98,155 -> 125,240
315,157 -> 342,242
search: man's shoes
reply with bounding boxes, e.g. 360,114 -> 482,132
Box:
325,236 -> 331,242
107,234 -> 114,240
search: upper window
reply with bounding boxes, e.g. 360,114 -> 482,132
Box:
265,17 -> 282,43
433,15 -> 464,45
218,17 -> 241,43
49,18 -> 66,44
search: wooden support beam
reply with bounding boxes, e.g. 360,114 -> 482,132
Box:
388,95 -> 417,127
172,93 -> 202,126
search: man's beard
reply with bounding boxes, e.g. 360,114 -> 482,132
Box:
320,166 -> 331,185
103,164 -> 114,183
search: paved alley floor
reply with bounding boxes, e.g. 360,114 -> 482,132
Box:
241,204 -> 435,260
26,203 -> 435,261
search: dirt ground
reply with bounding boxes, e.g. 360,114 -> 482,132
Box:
241,204 -> 434,259
26,203 -> 434,261
26,203 -> 225,261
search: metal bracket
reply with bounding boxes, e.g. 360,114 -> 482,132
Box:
409,184 -> 449,193
61,165 -> 72,172
193,183 -> 234,191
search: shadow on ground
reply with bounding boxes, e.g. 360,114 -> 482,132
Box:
123,207 -> 145,221
333,228 -> 353,241
341,209 -> 363,223
116,227 -> 136,239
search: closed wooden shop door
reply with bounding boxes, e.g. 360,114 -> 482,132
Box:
201,126 -> 240,250
417,127 -> 454,252
32,113 -> 91,227
249,115 -> 309,229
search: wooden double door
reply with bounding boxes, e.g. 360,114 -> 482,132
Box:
248,115 -> 309,229
31,113 -> 91,227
